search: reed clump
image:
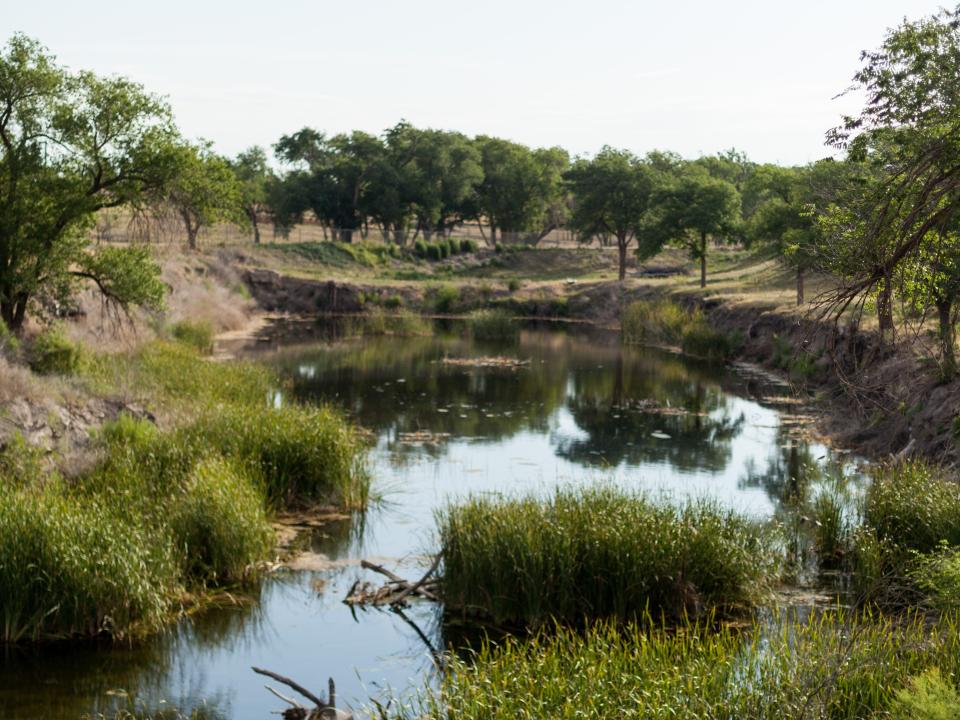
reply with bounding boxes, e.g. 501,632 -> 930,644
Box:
438,487 -> 777,626
0,340 -> 371,642
467,308 -> 518,342
169,319 -> 215,355
622,299 -> 735,361
404,611 -> 960,719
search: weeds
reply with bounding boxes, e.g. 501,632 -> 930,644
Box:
169,320 -> 215,355
28,325 -> 87,375
399,611 -> 960,719
623,299 -> 735,361
438,486 -> 777,626
466,308 -> 518,342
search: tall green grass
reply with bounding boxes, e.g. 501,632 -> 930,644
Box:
169,319 -> 215,355
466,308 -> 518,342
352,309 -> 432,337
399,611 -> 960,719
438,487 -> 777,626
0,341 -> 371,641
622,299 -> 735,361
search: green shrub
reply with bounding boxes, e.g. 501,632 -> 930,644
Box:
467,308 -> 517,342
170,320 -> 215,355
507,278 -> 522,293
680,323 -> 734,361
383,294 -> 404,309
890,668 -> 960,720
434,284 -> 460,313
427,243 -> 443,261
449,238 -> 463,255
168,456 -> 272,585
29,325 -> 86,375
463,238 -> 479,253
866,460 -> 960,554
0,318 -> 19,356
622,299 -> 700,346
355,309 -> 431,337
438,487 -> 777,626
440,239 -> 452,259
414,239 -> 428,258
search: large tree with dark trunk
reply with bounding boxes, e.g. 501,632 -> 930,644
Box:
0,34 -> 174,331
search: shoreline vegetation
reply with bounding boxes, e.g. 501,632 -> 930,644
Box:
0,338 -> 370,642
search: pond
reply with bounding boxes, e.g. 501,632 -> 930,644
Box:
0,321 -> 859,719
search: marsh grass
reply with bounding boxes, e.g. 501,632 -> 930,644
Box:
466,308 -> 518,342
169,320 -> 215,355
0,341 -> 370,642
623,299 -> 735,361
352,309 -> 432,337
399,611 -> 960,719
438,487 -> 777,626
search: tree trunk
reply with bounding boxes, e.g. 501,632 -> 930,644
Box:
340,228 -> 353,243
489,225 -> 497,247
877,271 -> 894,342
252,219 -> 261,245
699,232 -> 707,289
937,297 -> 956,380
796,267 -> 804,306
617,238 -> 627,282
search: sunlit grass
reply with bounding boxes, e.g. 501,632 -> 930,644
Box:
438,486 -> 778,626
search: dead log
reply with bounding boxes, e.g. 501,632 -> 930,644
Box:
352,557 -> 440,605
252,667 -> 352,720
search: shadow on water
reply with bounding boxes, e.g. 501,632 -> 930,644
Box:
1,319 -> 864,719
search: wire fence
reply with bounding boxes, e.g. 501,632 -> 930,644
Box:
89,210 -> 582,249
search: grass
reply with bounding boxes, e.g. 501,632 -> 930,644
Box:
622,299 -> 735,361
392,610 -> 960,720
169,319 -> 215,355
0,340 -> 370,642
466,308 -> 518,342
28,324 -> 87,375
352,308 -> 432,337
438,486 -> 778,626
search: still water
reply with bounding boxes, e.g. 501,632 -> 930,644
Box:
0,322 -> 855,719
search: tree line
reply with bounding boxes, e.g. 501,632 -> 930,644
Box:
4,6 -> 960,379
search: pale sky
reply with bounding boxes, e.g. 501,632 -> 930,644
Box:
3,1 -> 950,165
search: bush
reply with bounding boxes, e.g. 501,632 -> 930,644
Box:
622,299 -> 700,346
168,456 -> 272,585
467,308 -> 517,342
382,294 -> 404,309
0,318 -> 19,356
438,487 -> 777,626
507,278 -> 522,293
427,243 -> 443,261
414,239 -> 428,258
462,238 -> 479,253
28,325 -> 86,375
434,284 -> 460,313
680,323 -> 734,362
440,239 -> 452,259
890,668 -> 960,720
449,238 -> 463,255
170,320 -> 215,355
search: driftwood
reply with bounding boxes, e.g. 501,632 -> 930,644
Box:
344,557 -> 441,607
252,667 -> 352,720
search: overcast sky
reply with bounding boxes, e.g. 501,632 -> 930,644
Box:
3,1 -> 951,165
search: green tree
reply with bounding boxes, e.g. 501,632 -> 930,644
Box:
161,142 -> 245,250
0,34 -> 173,331
232,146 -> 272,244
565,147 -> 655,281
274,129 -> 382,242
473,136 -> 568,246
649,164 -> 741,288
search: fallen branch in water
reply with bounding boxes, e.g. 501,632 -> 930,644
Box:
252,667 -> 352,719
345,557 -> 441,606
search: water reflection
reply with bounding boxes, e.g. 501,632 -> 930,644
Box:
0,322 -> 862,720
